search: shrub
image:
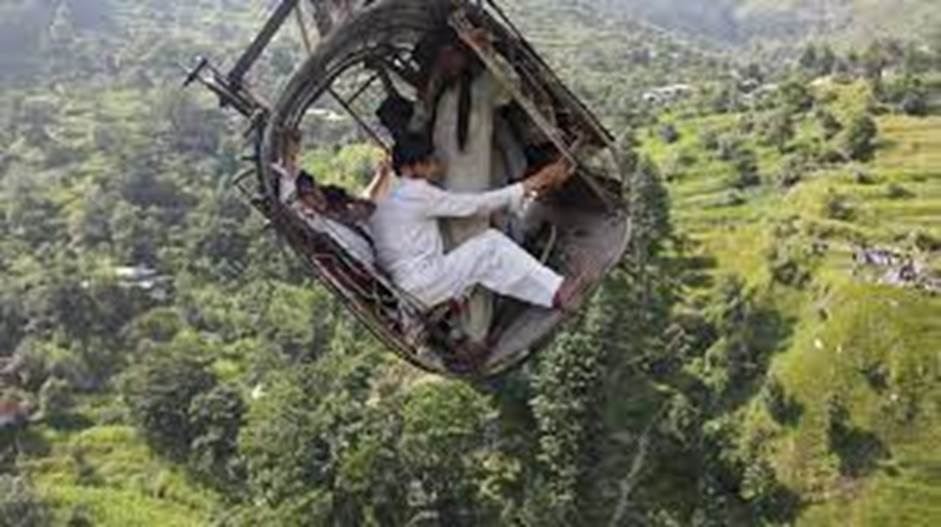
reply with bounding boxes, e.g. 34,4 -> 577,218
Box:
0,293 -> 25,355
664,150 -> 697,182
822,190 -> 855,221
858,361 -> 889,393
817,148 -> 848,165
737,115 -> 756,134
699,129 -> 720,151
675,148 -> 699,167
885,183 -> 915,199
188,384 -> 246,490
0,476 -> 49,527
760,376 -> 804,425
779,79 -> 814,113
740,458 -> 801,523
659,123 -> 680,144
38,376 -> 73,422
122,353 -> 217,461
775,156 -> 805,188
766,244 -> 813,288
761,112 -> 795,152
717,135 -> 742,161
816,109 -> 843,140
722,191 -> 747,207
900,91 -> 928,116
911,230 -> 941,252
730,148 -> 761,189
853,169 -> 876,185
66,506 -> 94,527
9,339 -> 52,392
125,307 -> 185,344
880,75 -> 929,116
660,393 -> 702,446
826,395 -> 889,477
842,114 -> 878,161
798,44 -> 819,72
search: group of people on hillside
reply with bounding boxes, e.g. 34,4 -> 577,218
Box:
274,26 -> 593,356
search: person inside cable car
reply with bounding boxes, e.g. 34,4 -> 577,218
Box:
273,130 -> 395,269
373,26 -> 529,191
368,134 -> 592,326
295,173 -> 376,228
293,172 -> 378,270
375,69 -> 421,143
274,128 -> 393,209
407,26 -> 527,345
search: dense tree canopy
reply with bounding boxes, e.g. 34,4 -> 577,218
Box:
0,0 -> 939,525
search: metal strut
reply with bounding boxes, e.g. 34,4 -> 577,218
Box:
450,10 -> 616,210
182,0 -> 304,124
293,1 -> 391,153
229,0 -> 301,87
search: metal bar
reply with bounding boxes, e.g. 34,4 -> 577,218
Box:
291,3 -> 389,153
482,0 -> 616,145
345,72 -> 381,106
451,12 -> 615,210
294,1 -> 314,53
228,0 -> 300,86
327,86 -> 391,153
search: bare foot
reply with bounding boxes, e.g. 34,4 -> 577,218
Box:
553,260 -> 601,312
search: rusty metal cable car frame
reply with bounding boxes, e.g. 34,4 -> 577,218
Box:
183,0 -> 632,377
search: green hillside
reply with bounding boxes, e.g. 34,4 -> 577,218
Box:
596,0 -> 941,47
640,77 -> 941,525
741,0 -> 940,43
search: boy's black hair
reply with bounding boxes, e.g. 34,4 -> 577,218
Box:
392,133 -> 435,173
376,93 -> 414,141
296,170 -> 361,216
412,27 -> 462,72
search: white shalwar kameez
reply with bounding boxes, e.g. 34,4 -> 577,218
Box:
369,178 -> 563,310
432,61 -> 519,341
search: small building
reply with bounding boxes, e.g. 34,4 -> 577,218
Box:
641,84 -> 695,107
309,107 -> 348,123
113,265 -> 172,301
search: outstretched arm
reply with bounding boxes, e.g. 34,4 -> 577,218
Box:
420,182 -> 525,219
419,159 -> 571,218
361,157 -> 395,201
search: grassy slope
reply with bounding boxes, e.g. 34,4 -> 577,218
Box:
21,399 -> 220,526
641,83 -> 941,525
6,1 -> 271,524
743,0 -> 941,41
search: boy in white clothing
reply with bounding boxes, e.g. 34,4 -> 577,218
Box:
369,133 -> 586,314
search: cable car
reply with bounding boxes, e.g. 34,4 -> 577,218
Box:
184,0 -> 631,377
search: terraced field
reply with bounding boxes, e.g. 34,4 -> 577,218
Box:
20,398 -> 220,526
641,83 -> 941,526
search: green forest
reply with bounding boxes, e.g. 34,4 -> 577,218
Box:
1,0 -> 940,525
